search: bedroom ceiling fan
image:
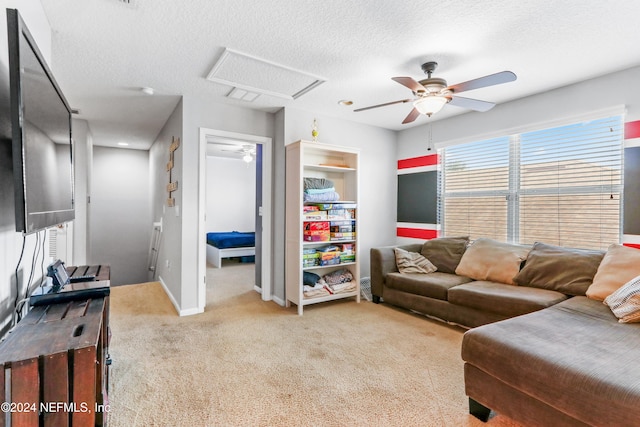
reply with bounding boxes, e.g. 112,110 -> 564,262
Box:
354,61 -> 517,124
221,144 -> 256,163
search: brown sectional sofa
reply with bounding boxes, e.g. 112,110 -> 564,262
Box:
370,237 -> 640,426
370,238 -> 578,328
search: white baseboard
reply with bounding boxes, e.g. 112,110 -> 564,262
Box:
254,285 -> 274,301
271,295 -> 285,307
179,306 -> 204,316
158,276 -> 203,316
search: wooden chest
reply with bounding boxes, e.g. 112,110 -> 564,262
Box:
0,265 -> 110,427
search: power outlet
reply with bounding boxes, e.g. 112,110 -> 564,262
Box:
165,259 -> 171,269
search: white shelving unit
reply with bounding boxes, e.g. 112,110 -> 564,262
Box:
285,140 -> 360,315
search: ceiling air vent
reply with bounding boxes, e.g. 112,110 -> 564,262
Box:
207,48 -> 326,100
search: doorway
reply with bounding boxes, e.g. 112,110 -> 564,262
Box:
197,128 -> 272,310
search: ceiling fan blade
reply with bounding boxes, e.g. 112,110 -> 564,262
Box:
392,77 -> 426,93
402,107 -> 421,124
354,98 -> 414,112
447,71 -> 516,94
448,96 -> 496,112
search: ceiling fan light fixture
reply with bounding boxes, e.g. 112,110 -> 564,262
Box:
242,153 -> 253,163
413,95 -> 448,116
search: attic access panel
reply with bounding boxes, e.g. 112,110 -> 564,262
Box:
206,48 -> 326,100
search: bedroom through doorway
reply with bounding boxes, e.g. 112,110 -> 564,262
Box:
198,129 -> 272,309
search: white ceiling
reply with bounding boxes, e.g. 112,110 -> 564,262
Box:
39,0 -> 640,150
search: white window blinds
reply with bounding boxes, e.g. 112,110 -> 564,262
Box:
439,137 -> 511,242
439,115 -> 623,250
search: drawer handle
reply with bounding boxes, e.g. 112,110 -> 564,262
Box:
73,325 -> 84,337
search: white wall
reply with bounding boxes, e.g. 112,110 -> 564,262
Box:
90,146 -> 151,286
71,119 -> 92,264
206,156 -> 255,232
149,95 -> 273,314
150,99 -> 183,308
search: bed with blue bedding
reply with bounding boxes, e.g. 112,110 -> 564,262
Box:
206,231 -> 255,268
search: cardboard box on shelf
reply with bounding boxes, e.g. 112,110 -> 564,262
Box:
320,257 -> 341,266
304,211 -> 328,220
331,232 -> 356,240
304,221 -> 330,241
303,258 -> 319,267
340,254 -> 356,263
316,246 -> 341,264
338,243 -> 355,254
330,220 -> 355,234
327,209 -> 356,220
311,203 -> 357,210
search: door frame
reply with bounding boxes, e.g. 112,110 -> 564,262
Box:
197,128 -> 272,309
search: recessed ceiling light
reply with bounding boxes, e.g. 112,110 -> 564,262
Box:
141,87 -> 154,95
338,100 -> 353,106
118,142 -> 129,146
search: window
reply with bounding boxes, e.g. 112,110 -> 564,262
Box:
439,115 -> 623,250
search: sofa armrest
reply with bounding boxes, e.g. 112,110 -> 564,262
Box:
370,243 -> 422,299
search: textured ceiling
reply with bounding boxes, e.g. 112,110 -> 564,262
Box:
39,0 -> 640,150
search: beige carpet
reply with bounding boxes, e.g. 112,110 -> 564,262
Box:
107,261 -> 522,426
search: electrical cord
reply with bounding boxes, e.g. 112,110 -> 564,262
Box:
13,235 -> 27,325
25,232 -> 40,292
17,230 -> 45,323
13,235 -> 26,309
39,229 -> 48,287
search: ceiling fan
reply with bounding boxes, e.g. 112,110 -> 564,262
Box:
221,144 -> 256,162
354,61 -> 517,124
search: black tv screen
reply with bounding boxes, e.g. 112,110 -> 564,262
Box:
7,9 -> 74,234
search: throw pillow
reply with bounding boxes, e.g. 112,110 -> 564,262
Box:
587,244 -> 640,301
604,275 -> 640,323
512,242 -> 605,296
455,238 -> 530,285
420,236 -> 469,274
394,248 -> 438,274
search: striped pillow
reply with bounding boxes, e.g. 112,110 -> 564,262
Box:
604,275 -> 640,323
394,248 -> 437,274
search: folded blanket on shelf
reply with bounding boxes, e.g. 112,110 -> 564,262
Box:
303,283 -> 330,298
304,177 -> 334,190
330,282 -> 357,293
305,187 -> 336,195
303,191 -> 340,202
323,268 -> 354,286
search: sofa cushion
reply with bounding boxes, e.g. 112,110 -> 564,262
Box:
462,296 -> 640,427
512,242 -> 604,296
420,236 -> 469,274
455,238 -> 530,285
587,244 -> 640,301
448,281 -> 568,317
394,247 -> 437,274
385,272 -> 472,301
604,275 -> 640,323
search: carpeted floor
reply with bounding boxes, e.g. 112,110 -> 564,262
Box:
107,261 -> 522,426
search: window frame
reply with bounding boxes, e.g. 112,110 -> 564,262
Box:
438,115 -> 624,249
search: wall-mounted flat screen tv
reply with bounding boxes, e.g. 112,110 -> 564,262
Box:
7,9 -> 74,235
